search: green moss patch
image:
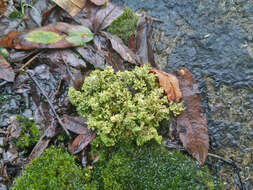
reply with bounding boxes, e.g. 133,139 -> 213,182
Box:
106,7 -> 138,45
92,143 -> 224,190
13,147 -> 96,190
13,116 -> 41,153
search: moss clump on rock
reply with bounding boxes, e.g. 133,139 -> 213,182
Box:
68,65 -> 183,147
14,116 -> 41,152
92,143 -> 224,190
12,147 -> 96,190
106,7 -> 138,45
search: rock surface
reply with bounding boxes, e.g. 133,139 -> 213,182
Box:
113,0 -> 253,189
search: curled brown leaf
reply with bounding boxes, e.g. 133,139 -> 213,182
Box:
0,55 -> 15,82
176,67 -> 209,164
149,68 -> 182,103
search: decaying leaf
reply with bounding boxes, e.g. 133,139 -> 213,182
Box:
28,119 -> 57,162
25,30 -> 62,44
52,0 -> 87,17
0,0 -> 8,16
62,115 -> 96,154
90,0 -> 108,6
150,68 -> 182,103
62,115 -> 88,135
0,22 -> 93,50
69,132 -> 96,154
136,16 -> 157,68
0,55 -> 15,82
176,67 -> 209,164
74,1 -> 124,33
93,2 -> 124,32
76,46 -> 106,69
102,31 -> 139,64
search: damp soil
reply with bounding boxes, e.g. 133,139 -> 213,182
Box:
112,0 -> 253,189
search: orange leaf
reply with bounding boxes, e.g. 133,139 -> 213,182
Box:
150,68 -> 182,103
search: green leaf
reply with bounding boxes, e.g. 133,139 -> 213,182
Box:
25,30 -> 62,44
66,26 -> 93,46
9,11 -> 23,20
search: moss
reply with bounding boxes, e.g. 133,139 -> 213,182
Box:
0,47 -> 10,62
92,143 -> 224,190
12,147 -> 96,190
68,65 -> 184,148
8,11 -> 23,20
13,116 -> 41,153
0,94 -> 8,104
106,7 -> 138,45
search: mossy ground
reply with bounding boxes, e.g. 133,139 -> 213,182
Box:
12,147 -> 96,190
106,7 -> 138,45
91,142 -> 224,190
13,116 -> 41,153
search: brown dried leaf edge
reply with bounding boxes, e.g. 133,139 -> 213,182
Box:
176,67 -> 209,164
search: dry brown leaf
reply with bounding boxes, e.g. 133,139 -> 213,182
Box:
149,68 -> 182,102
61,115 -> 96,154
0,55 -> 15,82
90,0 -> 108,6
28,120 -> 57,162
176,67 -> 209,164
70,132 -> 96,154
73,1 -> 124,33
52,0 -> 87,17
0,0 -> 8,16
136,17 -> 157,68
102,31 -> 139,64
62,115 -> 88,135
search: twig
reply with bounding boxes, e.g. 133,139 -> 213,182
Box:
27,71 -> 70,136
18,50 -> 44,72
135,13 -> 163,23
207,153 -> 234,165
0,81 -> 7,87
208,153 -> 245,190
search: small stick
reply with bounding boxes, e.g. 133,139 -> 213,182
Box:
18,50 -> 44,72
207,153 -> 234,165
27,71 -> 70,136
135,13 -> 163,23
0,81 -> 7,87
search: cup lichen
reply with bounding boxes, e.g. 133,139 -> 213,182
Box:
68,65 -> 184,148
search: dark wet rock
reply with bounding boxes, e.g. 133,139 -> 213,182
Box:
0,93 -> 23,127
113,0 -> 253,188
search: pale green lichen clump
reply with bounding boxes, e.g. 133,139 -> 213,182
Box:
68,65 -> 183,147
